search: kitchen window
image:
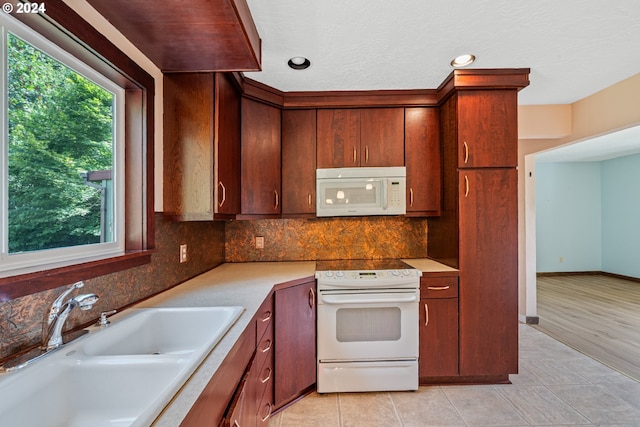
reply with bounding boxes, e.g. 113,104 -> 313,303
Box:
1,14 -> 125,273
0,4 -> 154,299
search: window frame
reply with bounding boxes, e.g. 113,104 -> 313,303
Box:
0,1 -> 154,301
2,19 -> 126,269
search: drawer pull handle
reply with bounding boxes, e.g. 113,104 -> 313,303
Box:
309,287 -> 315,309
463,141 -> 469,163
424,302 -> 429,326
409,188 -> 414,207
218,181 -> 226,208
353,147 -> 357,164
274,190 -> 279,209
427,286 -> 450,291
261,402 -> 273,422
261,367 -> 272,384
261,339 -> 272,353
233,421 -> 240,427
365,145 -> 369,164
308,193 -> 312,206
464,175 -> 469,198
262,311 -> 272,323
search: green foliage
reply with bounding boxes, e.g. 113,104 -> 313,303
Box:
6,33 -> 114,253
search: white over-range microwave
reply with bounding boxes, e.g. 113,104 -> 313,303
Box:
316,167 -> 406,217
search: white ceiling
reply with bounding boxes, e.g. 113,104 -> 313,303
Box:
244,0 -> 640,162
244,0 -> 640,105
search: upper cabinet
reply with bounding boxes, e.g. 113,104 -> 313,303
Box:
163,73 -> 241,220
405,108 -> 441,216
455,90 -> 518,168
240,99 -> 282,218
282,110 -> 317,217
86,0 -> 261,72
316,109 -> 404,168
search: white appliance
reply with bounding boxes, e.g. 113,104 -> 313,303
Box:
316,167 -> 406,217
315,260 -> 421,393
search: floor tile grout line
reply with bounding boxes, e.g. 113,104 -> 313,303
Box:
386,391 -> 405,426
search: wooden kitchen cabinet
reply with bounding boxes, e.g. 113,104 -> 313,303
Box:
221,294 -> 275,427
240,98 -> 281,218
164,72 -> 241,220
428,83 -> 525,382
282,109 -> 317,216
404,107 -> 441,216
458,168 -> 518,377
316,108 -> 404,168
419,276 -> 459,379
456,90 -> 518,168
274,280 -> 316,409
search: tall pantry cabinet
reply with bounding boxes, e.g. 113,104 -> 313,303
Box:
428,78 -> 527,381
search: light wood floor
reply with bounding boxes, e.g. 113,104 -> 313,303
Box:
535,274 -> 640,382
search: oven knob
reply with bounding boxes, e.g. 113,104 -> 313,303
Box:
325,271 -> 334,278
391,270 -> 400,276
336,271 -> 345,277
402,269 -> 411,276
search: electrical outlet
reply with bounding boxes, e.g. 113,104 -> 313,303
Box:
180,244 -> 188,263
559,256 -> 563,263
255,236 -> 265,249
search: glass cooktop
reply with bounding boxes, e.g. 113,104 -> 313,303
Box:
315,259 -> 413,272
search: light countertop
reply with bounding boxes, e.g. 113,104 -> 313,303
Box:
137,258 -> 453,426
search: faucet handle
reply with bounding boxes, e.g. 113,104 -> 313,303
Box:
97,310 -> 117,327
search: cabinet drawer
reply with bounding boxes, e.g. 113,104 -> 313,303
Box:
256,294 -> 274,344
257,386 -> 274,427
255,323 -> 274,377
420,277 -> 458,299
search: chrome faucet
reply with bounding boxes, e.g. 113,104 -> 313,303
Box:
41,281 -> 99,351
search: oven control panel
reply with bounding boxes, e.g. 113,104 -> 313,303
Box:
315,268 -> 421,282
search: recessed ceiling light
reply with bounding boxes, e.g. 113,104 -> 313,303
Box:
450,54 -> 476,68
288,56 -> 311,70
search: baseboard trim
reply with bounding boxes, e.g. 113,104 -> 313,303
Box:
536,271 -> 640,283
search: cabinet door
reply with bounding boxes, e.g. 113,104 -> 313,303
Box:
216,73 -> 241,215
274,281 -> 316,409
458,168 -> 518,376
457,90 -> 518,168
241,98 -> 281,216
405,107 -> 441,216
282,110 -> 316,216
360,108 -> 404,167
419,298 -> 458,378
316,109 -> 360,168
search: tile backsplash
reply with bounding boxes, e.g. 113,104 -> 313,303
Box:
0,214 -> 225,360
1,214 -> 428,360
226,217 -> 428,262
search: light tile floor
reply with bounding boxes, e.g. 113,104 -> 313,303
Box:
269,324 -> 640,426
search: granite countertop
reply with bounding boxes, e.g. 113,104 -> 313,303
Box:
135,258 -> 453,426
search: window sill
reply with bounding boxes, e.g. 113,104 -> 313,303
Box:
0,250 -> 154,301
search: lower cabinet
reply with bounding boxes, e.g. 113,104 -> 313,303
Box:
181,279 -> 317,427
419,276 -> 459,380
222,295 -> 274,427
274,280 -> 317,409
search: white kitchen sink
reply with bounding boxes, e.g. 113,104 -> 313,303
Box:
83,306 -> 244,356
0,306 -> 244,427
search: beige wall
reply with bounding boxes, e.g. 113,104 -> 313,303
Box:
517,72 -> 640,321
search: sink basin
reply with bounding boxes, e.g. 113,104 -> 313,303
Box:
0,306 -> 244,427
83,306 -> 244,357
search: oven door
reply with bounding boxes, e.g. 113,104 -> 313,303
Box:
317,289 -> 419,362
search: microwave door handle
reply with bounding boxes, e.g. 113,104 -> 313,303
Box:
382,179 -> 388,210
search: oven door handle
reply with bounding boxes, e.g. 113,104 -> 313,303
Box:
320,294 -> 418,305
